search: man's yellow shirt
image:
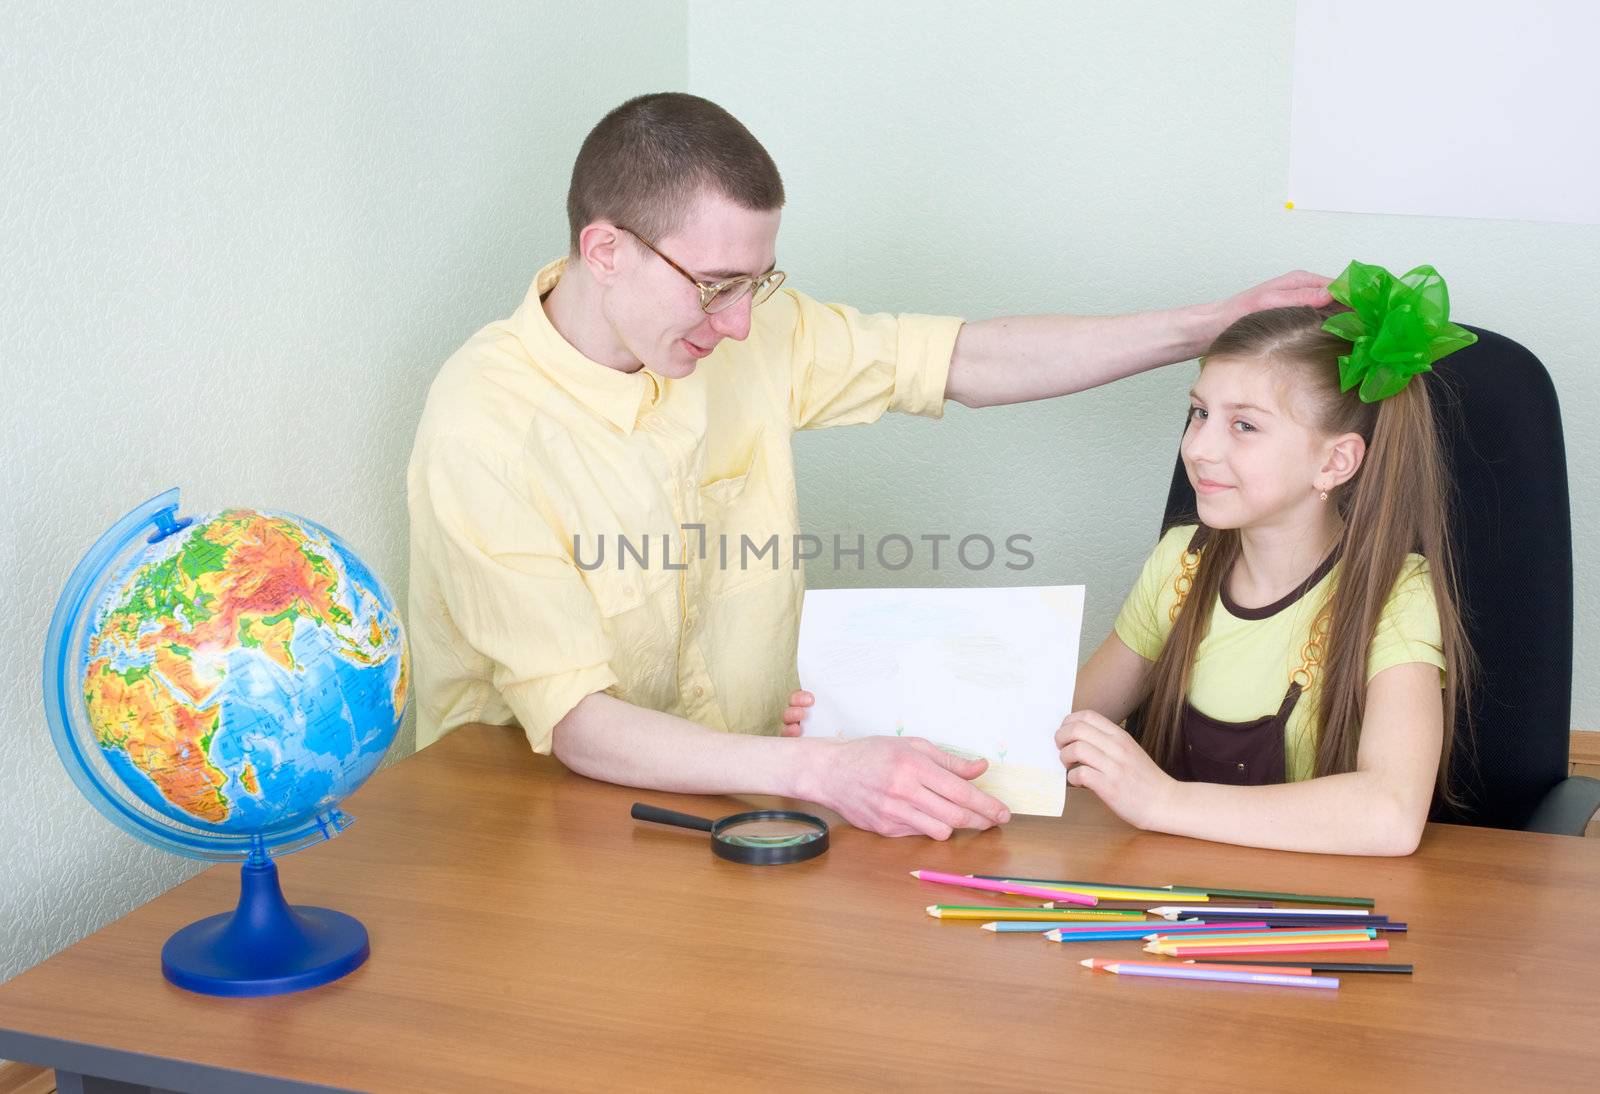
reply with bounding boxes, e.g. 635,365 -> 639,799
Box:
407,259 -> 962,752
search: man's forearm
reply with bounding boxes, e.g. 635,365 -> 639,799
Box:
551,691 -> 820,798
945,305 -> 1218,409
944,269 -> 1333,409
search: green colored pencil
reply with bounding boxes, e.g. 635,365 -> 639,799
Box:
1169,885 -> 1375,908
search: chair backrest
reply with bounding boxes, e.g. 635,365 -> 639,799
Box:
1153,326 -> 1573,829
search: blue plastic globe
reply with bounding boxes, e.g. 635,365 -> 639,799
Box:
44,489 -> 408,995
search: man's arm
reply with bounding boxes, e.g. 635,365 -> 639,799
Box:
552,692 -> 1011,840
945,271 -> 1332,408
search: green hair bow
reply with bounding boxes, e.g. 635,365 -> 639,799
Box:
1321,260 -> 1477,402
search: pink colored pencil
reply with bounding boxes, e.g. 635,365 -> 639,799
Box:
1052,920 -> 1269,935
1149,939 -> 1389,957
909,870 -> 1097,906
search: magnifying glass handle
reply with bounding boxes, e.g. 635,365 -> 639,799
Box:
630,803 -> 715,832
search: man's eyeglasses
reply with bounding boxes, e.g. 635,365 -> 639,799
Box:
617,226 -> 785,315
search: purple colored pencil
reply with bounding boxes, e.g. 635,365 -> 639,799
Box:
1085,960 -> 1339,989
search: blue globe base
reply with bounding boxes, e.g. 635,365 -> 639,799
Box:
161,857 -> 369,997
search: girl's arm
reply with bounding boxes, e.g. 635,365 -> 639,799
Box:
1057,661 -> 1444,856
1071,631 -> 1155,724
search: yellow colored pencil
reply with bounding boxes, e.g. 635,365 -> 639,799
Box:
987,880 -> 1210,903
926,905 -> 1144,922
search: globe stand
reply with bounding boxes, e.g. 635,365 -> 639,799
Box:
161,841 -> 369,996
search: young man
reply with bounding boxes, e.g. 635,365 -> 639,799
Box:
407,92 -> 1330,839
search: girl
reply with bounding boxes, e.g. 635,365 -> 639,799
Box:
1058,261 -> 1475,855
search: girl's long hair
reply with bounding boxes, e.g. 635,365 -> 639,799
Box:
1135,306 -> 1472,805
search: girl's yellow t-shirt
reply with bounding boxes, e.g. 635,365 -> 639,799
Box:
1113,525 -> 1446,782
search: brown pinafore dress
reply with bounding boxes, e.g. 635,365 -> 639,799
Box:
1170,531 -> 1339,787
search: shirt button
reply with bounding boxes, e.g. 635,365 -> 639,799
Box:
693,685 -> 706,698
1235,762 -> 1246,771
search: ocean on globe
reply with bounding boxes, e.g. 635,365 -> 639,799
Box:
77,506 -> 408,841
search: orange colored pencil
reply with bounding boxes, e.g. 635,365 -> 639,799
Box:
1083,958 -> 1314,976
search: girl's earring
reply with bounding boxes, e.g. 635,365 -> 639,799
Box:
1319,490 -> 1329,502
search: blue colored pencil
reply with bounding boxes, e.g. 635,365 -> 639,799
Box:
1040,922 -> 1268,942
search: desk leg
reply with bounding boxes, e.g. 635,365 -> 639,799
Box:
54,1072 -> 179,1094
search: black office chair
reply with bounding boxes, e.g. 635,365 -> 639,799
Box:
1154,326 -> 1600,834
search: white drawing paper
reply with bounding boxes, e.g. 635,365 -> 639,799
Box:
797,585 -> 1084,816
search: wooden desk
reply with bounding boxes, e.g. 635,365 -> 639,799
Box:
4,724 -> 1600,1092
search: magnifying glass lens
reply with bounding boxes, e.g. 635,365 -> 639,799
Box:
716,816 -> 827,848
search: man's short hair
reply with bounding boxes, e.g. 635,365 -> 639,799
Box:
566,92 -> 785,252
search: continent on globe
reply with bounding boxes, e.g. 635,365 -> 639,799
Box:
81,509 -> 408,829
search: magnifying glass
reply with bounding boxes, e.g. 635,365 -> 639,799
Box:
630,802 -> 830,865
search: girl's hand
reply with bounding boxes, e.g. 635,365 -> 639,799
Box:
1055,710 -> 1176,831
779,690 -> 814,737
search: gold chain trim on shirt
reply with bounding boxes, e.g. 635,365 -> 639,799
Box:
1292,604 -> 1332,690
1169,547 -> 1202,624
1169,540 -> 1331,690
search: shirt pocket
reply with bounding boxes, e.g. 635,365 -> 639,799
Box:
699,447 -> 793,600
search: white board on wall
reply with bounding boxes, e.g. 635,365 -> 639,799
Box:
1289,0 -> 1600,225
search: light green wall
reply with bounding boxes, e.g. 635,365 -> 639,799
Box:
689,0 -> 1600,720
0,1 -> 685,985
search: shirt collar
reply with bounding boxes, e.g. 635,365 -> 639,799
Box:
512,258 -> 664,435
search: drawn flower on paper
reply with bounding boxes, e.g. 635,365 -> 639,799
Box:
895,719 -> 906,736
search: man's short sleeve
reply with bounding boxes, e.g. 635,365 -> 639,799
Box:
1113,526 -> 1194,662
784,290 -> 963,430
413,437 -> 618,752
1367,556 -> 1447,686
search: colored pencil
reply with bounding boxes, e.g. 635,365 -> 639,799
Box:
909,870 -> 1097,906
973,876 -> 1210,901
1147,939 -> 1390,957
1170,962 -> 1315,975
1187,960 -> 1413,975
1081,959 -> 1338,990
985,921 -> 1124,933
1148,929 -> 1377,944
926,905 -> 1143,922
1150,906 -> 1383,920
1166,886 -> 1374,907
1167,914 -> 1397,929
1090,958 -> 1315,976
1133,905 -> 1284,917
1044,928 -> 1227,943
1028,920 -> 1268,939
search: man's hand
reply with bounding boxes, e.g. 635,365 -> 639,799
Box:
1213,270 -> 1333,329
1055,709 -> 1175,831
779,689 -> 813,737
796,734 -> 1011,840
